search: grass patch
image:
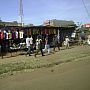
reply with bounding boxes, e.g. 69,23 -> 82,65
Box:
0,46 -> 90,78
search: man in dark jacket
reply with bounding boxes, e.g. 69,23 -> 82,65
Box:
53,35 -> 60,51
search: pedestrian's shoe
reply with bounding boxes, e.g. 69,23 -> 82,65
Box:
42,55 -> 45,56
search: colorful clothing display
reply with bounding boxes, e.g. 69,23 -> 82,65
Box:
8,31 -> 12,39
33,29 -> 39,34
1,32 -> 4,39
45,29 -> 49,35
19,31 -> 23,39
12,31 -> 16,39
16,31 -> 18,39
6,32 -> 8,39
3,30 -> 6,39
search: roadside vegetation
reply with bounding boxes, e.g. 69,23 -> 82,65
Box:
0,45 -> 90,78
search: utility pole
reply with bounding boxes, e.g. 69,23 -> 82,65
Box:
0,17 -> 2,22
19,0 -> 24,26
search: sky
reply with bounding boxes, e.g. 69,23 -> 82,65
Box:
0,0 -> 90,25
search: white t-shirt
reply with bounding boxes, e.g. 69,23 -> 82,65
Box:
87,39 -> 90,45
19,31 -> 23,39
65,38 -> 70,44
6,32 -> 8,39
30,37 -> 33,44
16,31 -> 18,39
26,37 -> 30,47
36,39 -> 39,49
71,32 -> 76,38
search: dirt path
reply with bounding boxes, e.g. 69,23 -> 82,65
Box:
0,45 -> 90,90
0,59 -> 90,90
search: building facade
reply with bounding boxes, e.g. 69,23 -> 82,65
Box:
43,19 -> 76,27
0,21 -> 19,26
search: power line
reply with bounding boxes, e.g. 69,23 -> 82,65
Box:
81,0 -> 90,20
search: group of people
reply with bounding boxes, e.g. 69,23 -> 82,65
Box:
25,34 -> 70,57
25,35 -> 50,57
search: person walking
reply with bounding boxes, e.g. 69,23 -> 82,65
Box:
34,37 -> 45,57
43,34 -> 50,55
53,35 -> 60,51
26,35 -> 31,56
65,36 -> 70,49
29,35 -> 34,53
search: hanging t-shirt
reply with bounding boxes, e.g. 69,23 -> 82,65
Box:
12,31 -> 15,39
8,31 -> 12,39
33,29 -> 39,34
28,29 -> 32,35
45,29 -> 49,35
0,31 -> 1,39
3,30 -> 6,39
6,32 -> 8,39
1,32 -> 4,39
54,29 -> 56,34
50,29 -> 55,34
16,31 -> 18,39
19,31 -> 23,38
12,31 -> 16,39
71,32 -> 76,38
41,29 -> 45,35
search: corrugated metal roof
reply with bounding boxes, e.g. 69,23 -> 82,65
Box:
50,19 -> 75,27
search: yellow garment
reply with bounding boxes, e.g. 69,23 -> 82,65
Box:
19,31 -> 23,38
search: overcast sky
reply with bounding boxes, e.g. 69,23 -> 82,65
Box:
0,0 -> 90,25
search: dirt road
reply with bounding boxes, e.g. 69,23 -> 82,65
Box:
0,59 -> 90,90
0,45 -> 90,90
